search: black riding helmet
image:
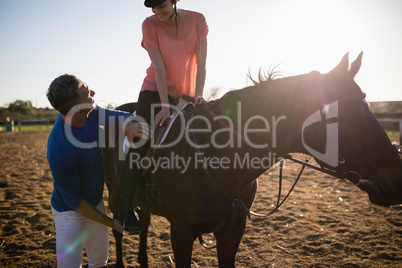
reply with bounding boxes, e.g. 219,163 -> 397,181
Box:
144,0 -> 180,36
144,0 -> 167,8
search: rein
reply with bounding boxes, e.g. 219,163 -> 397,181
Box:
188,101 -> 337,216
188,101 -> 308,214
185,101 -> 311,249
188,94 -> 399,212
249,156 -> 309,217
190,128 -> 309,249
180,90 -> 400,249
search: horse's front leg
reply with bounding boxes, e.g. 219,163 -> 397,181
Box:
138,209 -> 151,268
170,222 -> 196,268
112,229 -> 125,268
107,187 -> 125,267
214,216 -> 247,268
103,145 -> 125,267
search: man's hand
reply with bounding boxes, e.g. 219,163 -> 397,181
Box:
112,219 -> 124,233
124,120 -> 151,142
76,200 -> 124,233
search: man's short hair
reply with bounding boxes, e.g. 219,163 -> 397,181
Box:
47,74 -> 81,116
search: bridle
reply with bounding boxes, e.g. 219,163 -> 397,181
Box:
181,83 -> 401,248
185,89 -> 400,201
308,76 -> 401,187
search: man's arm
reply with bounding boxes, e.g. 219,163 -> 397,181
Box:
48,147 -> 123,232
99,106 -> 151,142
76,199 -> 123,233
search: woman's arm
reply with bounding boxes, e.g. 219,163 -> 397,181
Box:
195,38 -> 208,104
145,42 -> 171,126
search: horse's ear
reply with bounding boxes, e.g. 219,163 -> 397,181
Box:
330,52 -> 349,75
348,51 -> 363,78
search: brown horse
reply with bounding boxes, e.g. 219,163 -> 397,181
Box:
103,53 -> 402,267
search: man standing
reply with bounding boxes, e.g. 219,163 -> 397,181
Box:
46,74 -> 150,267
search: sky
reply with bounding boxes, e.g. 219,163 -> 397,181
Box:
0,0 -> 401,109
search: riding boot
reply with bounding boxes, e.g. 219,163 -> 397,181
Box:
118,148 -> 143,235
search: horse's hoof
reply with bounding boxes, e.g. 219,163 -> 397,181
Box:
115,261 -> 125,268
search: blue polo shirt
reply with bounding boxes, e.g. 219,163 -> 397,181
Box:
47,106 -> 133,212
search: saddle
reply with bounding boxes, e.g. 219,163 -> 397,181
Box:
142,95 -> 195,205
146,96 -> 193,159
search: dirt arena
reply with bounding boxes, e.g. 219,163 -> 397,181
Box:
0,131 -> 401,267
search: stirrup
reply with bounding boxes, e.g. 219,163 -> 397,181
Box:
122,208 -> 141,235
121,208 -> 132,235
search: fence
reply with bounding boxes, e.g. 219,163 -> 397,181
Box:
1,117 -> 401,144
0,119 -> 54,132
377,118 -> 402,145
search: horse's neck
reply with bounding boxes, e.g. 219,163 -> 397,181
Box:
215,82 -> 317,155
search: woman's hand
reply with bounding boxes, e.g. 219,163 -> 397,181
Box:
193,95 -> 205,107
154,106 -> 171,127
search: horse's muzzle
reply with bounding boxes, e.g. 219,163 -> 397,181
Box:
359,176 -> 402,207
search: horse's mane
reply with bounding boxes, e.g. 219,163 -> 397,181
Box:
209,67 -> 284,110
247,67 -> 283,85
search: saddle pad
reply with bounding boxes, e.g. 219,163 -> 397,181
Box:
157,98 -> 191,147
123,98 -> 191,154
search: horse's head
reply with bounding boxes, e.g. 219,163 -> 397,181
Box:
310,52 -> 402,207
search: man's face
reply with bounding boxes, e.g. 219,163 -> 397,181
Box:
77,81 -> 95,107
74,81 -> 96,113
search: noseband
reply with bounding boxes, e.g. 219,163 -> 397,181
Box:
309,76 -> 401,186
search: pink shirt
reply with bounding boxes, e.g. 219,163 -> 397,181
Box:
141,11 -> 208,100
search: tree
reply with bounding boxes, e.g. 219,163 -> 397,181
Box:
106,103 -> 117,110
205,87 -> 223,101
7,100 -> 35,115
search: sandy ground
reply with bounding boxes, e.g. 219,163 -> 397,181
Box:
0,131 -> 401,267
